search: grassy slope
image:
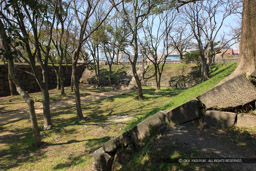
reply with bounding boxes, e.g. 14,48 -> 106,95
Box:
125,63 -> 237,131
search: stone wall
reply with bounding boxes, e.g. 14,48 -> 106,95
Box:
92,100 -> 201,171
0,64 -> 85,96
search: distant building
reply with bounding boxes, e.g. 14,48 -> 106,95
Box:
233,49 -> 240,56
220,49 -> 234,56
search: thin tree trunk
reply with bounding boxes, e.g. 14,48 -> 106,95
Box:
59,65 -> 65,96
8,71 -> 16,96
8,59 -> 41,146
108,64 -> 112,85
97,45 -> 100,87
72,62 -> 84,120
200,54 -> 209,81
56,70 -> 61,90
154,65 -> 160,90
41,68 -> 52,129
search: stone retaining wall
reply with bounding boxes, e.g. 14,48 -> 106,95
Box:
0,64 -> 85,96
92,100 -> 200,171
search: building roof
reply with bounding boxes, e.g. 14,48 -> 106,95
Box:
220,49 -> 234,55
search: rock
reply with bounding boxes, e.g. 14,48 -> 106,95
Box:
166,100 -> 200,125
204,110 -> 237,128
92,147 -> 113,171
117,130 -> 134,147
102,137 -> 120,153
236,114 -> 256,127
130,111 -> 166,143
198,75 -> 256,109
79,68 -> 96,84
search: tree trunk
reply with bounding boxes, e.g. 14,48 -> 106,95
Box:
116,49 -> 119,65
8,71 -> 16,96
8,59 -> 41,146
41,68 -> 52,129
154,65 -> 160,90
97,45 -> 100,87
132,64 -> 143,99
59,65 -> 65,96
108,64 -> 112,85
132,26 -> 143,99
220,0 -> 256,84
72,61 -> 84,120
200,54 -> 209,81
56,70 -> 61,90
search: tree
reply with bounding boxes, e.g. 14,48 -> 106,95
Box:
111,0 -> 158,99
70,0 -> 117,120
221,0 -> 256,82
169,23 -> 192,60
50,0 -> 72,96
182,0 -> 240,81
0,20 -> 41,146
140,8 -> 177,90
0,0 -> 57,129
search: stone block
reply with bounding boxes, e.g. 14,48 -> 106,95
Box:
102,137 -> 120,153
166,100 -> 200,125
117,130 -> 133,147
92,147 -> 113,171
204,110 -> 237,128
236,114 -> 256,127
130,111 -> 166,143
198,75 -> 256,109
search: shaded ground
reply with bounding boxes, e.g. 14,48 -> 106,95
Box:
123,122 -> 256,171
0,86 -> 132,126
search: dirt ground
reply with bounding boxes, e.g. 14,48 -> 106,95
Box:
0,88 -> 132,126
144,123 -> 256,171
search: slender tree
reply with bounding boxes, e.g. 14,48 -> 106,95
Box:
0,0 -> 57,129
70,0 -> 118,120
140,8 -> 177,90
0,20 -> 41,146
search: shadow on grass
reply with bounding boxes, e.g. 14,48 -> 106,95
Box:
209,63 -> 236,78
53,136 -> 111,170
0,127 -> 47,170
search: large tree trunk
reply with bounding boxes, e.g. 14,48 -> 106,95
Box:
220,0 -> 256,83
8,59 -> 41,146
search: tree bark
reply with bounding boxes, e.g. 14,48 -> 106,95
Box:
8,70 -> 17,96
8,59 -> 41,146
220,0 -> 256,83
72,51 -> 84,120
108,64 -> 112,85
41,68 -> 52,129
59,65 -> 65,96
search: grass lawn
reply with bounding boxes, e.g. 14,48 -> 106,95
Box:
0,63 -> 237,170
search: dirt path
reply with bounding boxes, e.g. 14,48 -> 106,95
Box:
150,123 -> 256,170
0,89 -> 132,126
